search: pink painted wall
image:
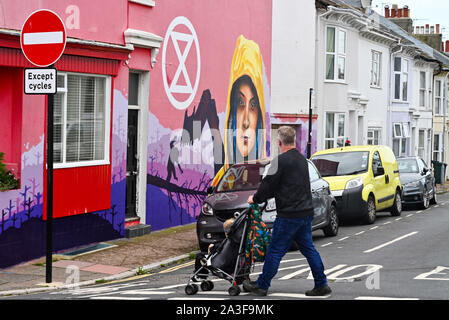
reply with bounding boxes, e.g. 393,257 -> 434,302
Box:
146,0 -> 272,130
0,0 -> 127,45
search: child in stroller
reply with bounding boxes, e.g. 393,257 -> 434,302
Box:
186,207 -> 253,296
193,217 -> 235,281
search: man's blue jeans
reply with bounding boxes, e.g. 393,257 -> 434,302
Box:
257,216 -> 328,290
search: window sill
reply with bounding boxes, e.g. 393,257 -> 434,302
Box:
370,85 -> 382,90
129,0 -> 155,7
324,80 -> 347,85
54,160 -> 110,170
391,100 -> 409,104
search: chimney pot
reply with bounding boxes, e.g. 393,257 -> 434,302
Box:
404,5 -> 409,18
446,40 -> 449,53
431,26 -> 435,34
384,5 -> 390,18
426,24 -> 430,34
397,8 -> 403,18
436,24 -> 440,34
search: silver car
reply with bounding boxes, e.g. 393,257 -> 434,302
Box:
397,156 -> 437,209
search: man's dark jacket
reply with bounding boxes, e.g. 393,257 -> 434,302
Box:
253,148 -> 314,218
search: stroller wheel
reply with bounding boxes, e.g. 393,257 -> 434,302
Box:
228,285 -> 241,296
185,284 -> 199,295
200,280 -> 214,291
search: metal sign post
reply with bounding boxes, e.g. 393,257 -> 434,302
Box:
46,79 -> 54,283
21,9 -> 66,284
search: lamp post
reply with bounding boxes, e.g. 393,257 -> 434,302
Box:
307,88 -> 314,158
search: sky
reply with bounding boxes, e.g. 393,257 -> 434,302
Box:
371,0 -> 449,41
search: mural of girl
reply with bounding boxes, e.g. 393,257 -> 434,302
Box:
212,35 -> 267,186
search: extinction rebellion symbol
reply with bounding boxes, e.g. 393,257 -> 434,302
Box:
162,16 -> 201,110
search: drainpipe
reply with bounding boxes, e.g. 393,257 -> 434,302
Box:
441,71 -> 449,183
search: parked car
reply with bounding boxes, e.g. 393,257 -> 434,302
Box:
397,156 -> 437,209
197,159 -> 339,252
311,145 -> 402,224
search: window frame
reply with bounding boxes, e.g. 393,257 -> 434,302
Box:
370,50 -> 382,88
324,112 -> 346,149
53,71 -> 112,169
434,79 -> 443,115
393,57 -> 409,102
419,71 -> 426,108
367,127 -> 381,145
325,26 -> 347,82
433,133 -> 442,161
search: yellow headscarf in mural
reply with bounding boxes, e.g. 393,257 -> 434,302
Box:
212,35 -> 266,186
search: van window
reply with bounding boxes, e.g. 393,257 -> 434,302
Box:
372,151 -> 384,176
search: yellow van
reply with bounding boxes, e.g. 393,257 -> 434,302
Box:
311,145 -> 402,224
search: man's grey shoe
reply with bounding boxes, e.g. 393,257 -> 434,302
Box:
242,280 -> 268,296
305,285 -> 332,296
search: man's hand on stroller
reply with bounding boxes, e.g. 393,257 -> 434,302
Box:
247,195 -> 254,204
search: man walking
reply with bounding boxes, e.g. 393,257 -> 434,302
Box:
244,126 -> 331,296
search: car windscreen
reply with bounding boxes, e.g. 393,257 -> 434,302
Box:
216,164 -> 266,192
397,158 -> 419,173
311,151 -> 370,177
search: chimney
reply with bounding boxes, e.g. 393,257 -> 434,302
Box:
397,8 -> 403,18
403,5 -> 409,18
431,26 -> 435,34
436,24 -> 440,34
384,5 -> 390,18
391,4 -> 398,17
446,40 -> 449,53
421,26 -> 425,34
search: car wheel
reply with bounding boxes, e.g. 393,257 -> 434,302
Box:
363,195 -> 376,224
390,190 -> 402,216
430,185 -> 437,205
323,204 -> 338,237
420,187 -> 430,209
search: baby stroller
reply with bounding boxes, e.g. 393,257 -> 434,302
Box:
185,207 -> 253,296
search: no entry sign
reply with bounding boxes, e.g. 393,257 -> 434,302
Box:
20,9 -> 66,67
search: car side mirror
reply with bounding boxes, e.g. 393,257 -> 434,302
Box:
207,186 -> 215,194
376,166 -> 385,176
422,168 -> 428,175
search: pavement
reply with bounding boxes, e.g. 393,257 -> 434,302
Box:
1,181 -> 448,298
0,222 -> 199,297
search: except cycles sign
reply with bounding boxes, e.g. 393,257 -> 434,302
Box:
21,9 -> 66,95
24,68 -> 57,94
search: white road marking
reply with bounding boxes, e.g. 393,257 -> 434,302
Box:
23,31 -> 63,45
416,210 -> 422,214
338,236 -> 349,241
383,221 -> 391,225
406,214 -> 413,217
370,226 -> 379,230
434,205 -> 439,208
355,296 -> 419,300
89,296 -> 150,300
321,242 -> 333,247
364,231 -> 418,253
269,293 -> 329,299
395,218 -> 402,221
354,231 -> 365,236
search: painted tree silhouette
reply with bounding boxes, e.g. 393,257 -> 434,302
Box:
24,197 -> 34,221
6,200 -> 15,229
1,209 -> 7,232
34,192 -> 43,206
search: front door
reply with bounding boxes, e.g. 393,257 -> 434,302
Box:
126,109 -> 139,218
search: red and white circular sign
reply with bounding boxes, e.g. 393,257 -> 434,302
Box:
20,9 -> 66,67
